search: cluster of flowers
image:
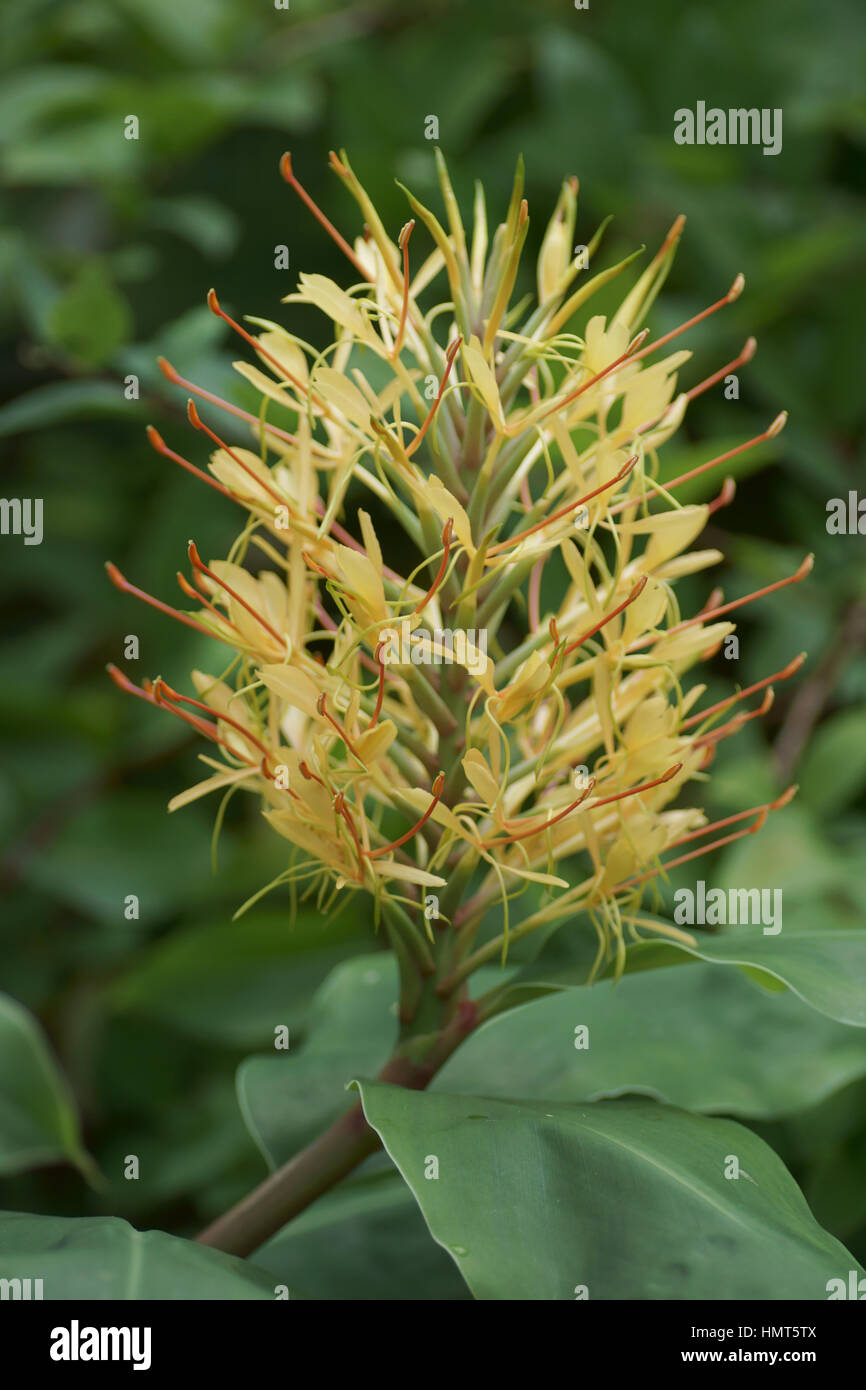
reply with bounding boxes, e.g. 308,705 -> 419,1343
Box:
108,150 -> 808,978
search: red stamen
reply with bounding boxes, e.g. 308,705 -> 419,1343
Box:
153,677 -> 277,778
664,784 -> 797,852
367,641 -> 387,729
628,555 -> 813,651
692,688 -> 774,749
405,337 -> 462,458
188,541 -> 289,653
334,792 -> 366,878
280,151 -> 370,281
682,653 -> 806,730
534,331 -> 649,428
562,575 -> 648,658
483,777 -> 597,849
176,570 -> 241,632
186,401 -> 291,510
106,562 -> 219,640
366,773 -> 445,859
486,454 -> 638,559
660,414 -> 786,499
146,425 -> 233,500
707,476 -> 736,515
157,357 -> 300,450
412,518 -> 454,614
628,274 -> 745,369
316,693 -> 361,759
613,786 -> 797,892
206,289 -> 328,415
686,337 -> 756,403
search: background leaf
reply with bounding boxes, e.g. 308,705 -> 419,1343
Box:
0,1210 -> 274,1299
0,994 -> 93,1179
356,1082 -> 863,1300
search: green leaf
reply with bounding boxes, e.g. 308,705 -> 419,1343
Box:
47,262 -> 132,367
109,909 -> 366,1049
255,1164 -> 470,1301
354,1083 -> 863,1300
0,381 -> 143,438
614,923 -> 866,1027
0,1211 -> 274,1300
437,965 -> 866,1119
799,707 -> 866,817
238,954 -> 397,1165
0,994 -> 93,1179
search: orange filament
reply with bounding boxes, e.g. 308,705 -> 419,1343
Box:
367,641 -> 387,729
146,425 -> 233,500
158,357 -> 300,449
152,678 -> 277,778
366,773 -> 446,859
405,337 -> 462,458
692,688 -> 774,749
486,454 -> 638,559
707,477 -> 736,515
629,556 -> 813,651
562,575 -> 648,658
187,541 -> 289,653
316,693 -> 361,759
334,792 -> 366,878
412,518 -> 454,614
186,401 -> 291,511
280,152 -> 370,281
106,562 -> 219,640
614,786 -> 797,893
176,571 -> 241,632
534,331 -> 649,427
482,777 -> 597,850
682,653 -> 806,731
628,274 -> 745,369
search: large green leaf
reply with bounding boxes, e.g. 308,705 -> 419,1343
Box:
254,1163 -> 470,1301
0,1212 -> 274,1300
615,925 -> 866,1027
436,965 -> 866,1118
0,994 -> 93,1179
109,910 -> 367,1048
355,1083 -> 863,1300
238,954 -> 397,1165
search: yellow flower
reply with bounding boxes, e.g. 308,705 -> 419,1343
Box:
106,150 -> 809,976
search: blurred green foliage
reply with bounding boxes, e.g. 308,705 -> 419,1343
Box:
1,0 -> 866,1294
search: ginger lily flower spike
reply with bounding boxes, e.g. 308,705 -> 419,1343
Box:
107,153 -> 809,1251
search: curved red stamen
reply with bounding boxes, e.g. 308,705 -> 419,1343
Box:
188,541 -> 289,653
280,151 -> 370,281
146,425 -> 233,500
106,562 -> 218,639
405,337 -> 462,458
366,773 -> 445,859
628,555 -> 813,652
186,401 -> 291,511
562,575 -> 648,658
367,641 -> 387,729
412,518 -> 454,614
682,653 -> 806,731
487,454 -> 638,559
